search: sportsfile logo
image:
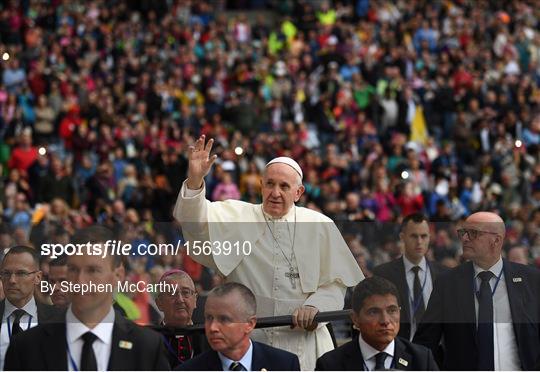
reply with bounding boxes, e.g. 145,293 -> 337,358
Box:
40,240 -> 183,259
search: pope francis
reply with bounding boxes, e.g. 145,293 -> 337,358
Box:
173,135 -> 365,369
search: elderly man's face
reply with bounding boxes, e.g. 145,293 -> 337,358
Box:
458,217 -> 504,265
352,294 -> 400,351
261,164 -> 304,218
459,227 -> 496,263
156,275 -> 197,327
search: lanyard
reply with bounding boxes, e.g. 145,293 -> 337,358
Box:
407,265 -> 429,316
67,342 -> 79,372
473,267 -> 504,298
7,313 -> 32,340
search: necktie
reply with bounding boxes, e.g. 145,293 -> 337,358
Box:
411,266 -> 425,323
80,332 -> 98,371
477,270 -> 495,371
10,309 -> 26,336
374,352 -> 387,370
229,361 -> 246,371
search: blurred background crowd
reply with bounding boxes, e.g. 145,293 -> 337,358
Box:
1,0 -> 540,325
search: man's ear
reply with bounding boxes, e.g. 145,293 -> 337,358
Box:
34,270 -> 42,285
350,311 -> 361,330
194,293 -> 198,309
245,315 -> 257,334
295,185 -> 305,202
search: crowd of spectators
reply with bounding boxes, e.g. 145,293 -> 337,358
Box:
1,0 -> 540,324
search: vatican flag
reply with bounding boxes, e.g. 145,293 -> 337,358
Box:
410,105 -> 428,145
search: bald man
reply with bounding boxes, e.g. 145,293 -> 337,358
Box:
413,212 -> 540,370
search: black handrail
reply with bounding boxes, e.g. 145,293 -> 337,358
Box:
151,309 -> 351,335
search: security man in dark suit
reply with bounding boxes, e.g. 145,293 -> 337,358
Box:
0,245 -> 61,370
4,225 -> 169,370
414,212 -> 540,370
177,282 -> 300,371
316,276 -> 439,371
373,213 -> 448,340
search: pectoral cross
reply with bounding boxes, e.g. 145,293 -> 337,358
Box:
285,266 -> 300,289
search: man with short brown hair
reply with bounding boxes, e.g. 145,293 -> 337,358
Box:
373,213 -> 447,340
316,277 -> 438,370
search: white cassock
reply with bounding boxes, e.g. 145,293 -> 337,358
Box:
173,180 -> 364,370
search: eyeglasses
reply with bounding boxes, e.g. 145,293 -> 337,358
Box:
456,228 -> 500,241
0,270 -> 39,280
364,305 -> 401,320
163,288 -> 197,299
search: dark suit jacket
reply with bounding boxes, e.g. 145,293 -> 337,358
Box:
315,335 -> 439,370
413,259 -> 540,370
372,257 -> 448,340
176,340 -> 300,371
0,298 -> 62,330
4,309 -> 169,370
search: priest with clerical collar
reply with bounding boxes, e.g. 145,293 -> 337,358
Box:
155,269 -> 208,368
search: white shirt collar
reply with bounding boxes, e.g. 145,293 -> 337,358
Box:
358,332 -> 395,364
218,340 -> 253,371
66,305 -> 115,345
3,297 -> 37,321
473,256 -> 503,278
403,255 -> 427,273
